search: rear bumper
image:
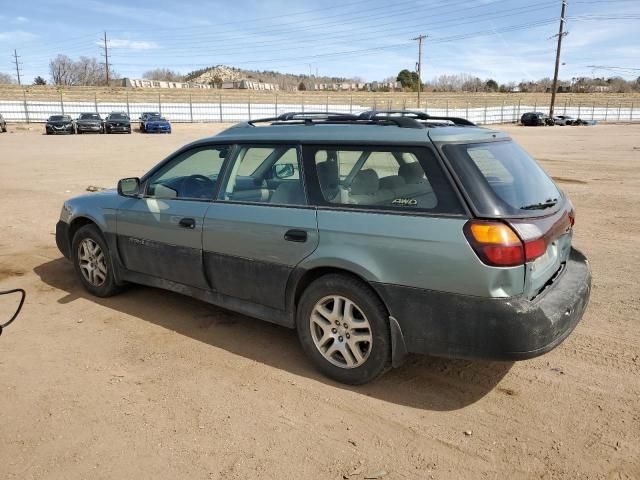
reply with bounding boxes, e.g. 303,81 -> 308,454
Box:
56,220 -> 71,259
374,248 -> 591,361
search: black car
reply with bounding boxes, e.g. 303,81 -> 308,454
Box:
76,113 -> 104,134
45,115 -> 75,135
105,112 -> 131,134
0,113 -> 7,133
521,111 -> 554,126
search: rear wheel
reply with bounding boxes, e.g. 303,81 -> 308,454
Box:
296,274 -> 391,384
72,224 -> 121,297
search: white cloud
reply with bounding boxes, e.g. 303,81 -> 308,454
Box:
100,38 -> 159,50
0,30 -> 36,42
15,16 -> 28,23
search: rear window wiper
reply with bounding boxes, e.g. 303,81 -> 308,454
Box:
520,199 -> 558,210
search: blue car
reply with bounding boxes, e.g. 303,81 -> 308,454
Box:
142,114 -> 171,134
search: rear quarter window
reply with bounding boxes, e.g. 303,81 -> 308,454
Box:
305,145 -> 463,215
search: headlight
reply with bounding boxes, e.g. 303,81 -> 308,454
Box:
60,203 -> 73,223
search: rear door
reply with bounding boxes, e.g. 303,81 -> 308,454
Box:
203,144 -> 318,311
116,144 -> 230,289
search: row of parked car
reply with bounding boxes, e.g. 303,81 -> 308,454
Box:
44,111 -> 172,135
520,111 -> 590,127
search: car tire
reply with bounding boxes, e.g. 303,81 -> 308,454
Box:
71,224 -> 121,298
1,124 -> 6,133
296,274 -> 391,385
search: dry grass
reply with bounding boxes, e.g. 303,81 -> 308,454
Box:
1,84 -> 639,108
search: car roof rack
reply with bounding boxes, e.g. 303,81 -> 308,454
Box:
243,110 -> 475,129
358,110 -> 476,126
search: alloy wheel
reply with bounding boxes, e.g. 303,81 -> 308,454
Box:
310,295 -> 373,369
77,238 -> 107,287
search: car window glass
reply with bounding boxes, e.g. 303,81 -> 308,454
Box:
222,146 -> 305,206
313,147 -> 461,213
146,146 -> 230,200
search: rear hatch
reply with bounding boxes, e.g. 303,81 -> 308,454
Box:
439,137 -> 574,299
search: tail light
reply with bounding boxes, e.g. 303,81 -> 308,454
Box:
463,221 -> 547,267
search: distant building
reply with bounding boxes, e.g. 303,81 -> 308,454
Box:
118,78 -> 213,89
313,81 -> 400,91
221,79 -> 280,91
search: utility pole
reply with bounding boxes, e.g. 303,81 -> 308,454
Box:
102,31 -> 110,85
12,49 -> 22,86
412,34 -> 427,106
549,0 -> 568,118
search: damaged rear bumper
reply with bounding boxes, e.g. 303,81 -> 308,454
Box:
375,248 -> 591,361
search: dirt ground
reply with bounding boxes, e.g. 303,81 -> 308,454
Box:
0,122 -> 639,480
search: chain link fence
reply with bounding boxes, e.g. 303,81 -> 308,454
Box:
1,91 -> 638,125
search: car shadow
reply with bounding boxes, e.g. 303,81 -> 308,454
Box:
34,257 -> 513,411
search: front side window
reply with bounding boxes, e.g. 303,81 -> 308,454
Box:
221,145 -> 305,206
312,146 -> 461,213
145,145 -> 230,200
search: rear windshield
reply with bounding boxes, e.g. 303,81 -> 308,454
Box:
443,141 -> 561,217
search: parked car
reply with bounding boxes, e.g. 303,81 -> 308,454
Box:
521,111 -> 554,126
76,113 -> 104,134
45,115 -> 75,135
0,113 -> 7,132
139,112 -> 161,132
552,115 -> 575,126
104,112 -> 131,134
55,110 -> 591,385
141,114 -> 171,134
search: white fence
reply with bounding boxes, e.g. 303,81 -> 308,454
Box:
1,99 -> 638,125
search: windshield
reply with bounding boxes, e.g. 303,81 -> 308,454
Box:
108,114 -> 128,120
80,113 -> 100,120
49,115 -> 69,121
444,140 -> 561,217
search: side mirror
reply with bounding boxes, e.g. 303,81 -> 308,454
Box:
273,163 -> 295,179
117,177 -> 141,197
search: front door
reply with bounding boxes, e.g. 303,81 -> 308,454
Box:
203,144 -> 318,310
116,144 -> 230,289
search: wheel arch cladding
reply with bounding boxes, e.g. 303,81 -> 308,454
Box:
68,217 -> 100,249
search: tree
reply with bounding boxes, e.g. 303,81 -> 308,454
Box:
485,79 -> 498,92
142,68 -> 184,82
33,76 -> 47,85
0,72 -> 15,84
49,54 -> 115,86
397,69 -> 419,90
298,81 -> 307,91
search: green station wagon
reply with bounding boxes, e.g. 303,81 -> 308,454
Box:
55,111 -> 591,384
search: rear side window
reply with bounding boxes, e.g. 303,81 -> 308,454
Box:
308,146 -> 462,214
444,141 -> 561,217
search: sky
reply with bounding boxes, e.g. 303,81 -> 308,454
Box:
0,0 -> 638,84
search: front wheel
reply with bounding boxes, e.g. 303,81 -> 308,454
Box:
71,224 -> 121,297
296,274 -> 391,385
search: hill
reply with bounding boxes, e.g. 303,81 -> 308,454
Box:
184,65 -> 357,90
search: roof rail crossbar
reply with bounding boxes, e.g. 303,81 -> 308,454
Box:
247,111 -> 358,126
359,110 -> 475,126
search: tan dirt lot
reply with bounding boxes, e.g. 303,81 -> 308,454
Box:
0,122 -> 639,480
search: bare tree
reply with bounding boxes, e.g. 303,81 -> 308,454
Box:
49,54 -> 115,86
142,68 -> 184,82
0,72 -> 16,84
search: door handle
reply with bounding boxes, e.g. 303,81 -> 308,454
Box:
284,229 -> 307,242
179,217 -> 196,229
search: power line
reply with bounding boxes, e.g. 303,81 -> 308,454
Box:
550,0 -> 568,117
12,50 -> 22,86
